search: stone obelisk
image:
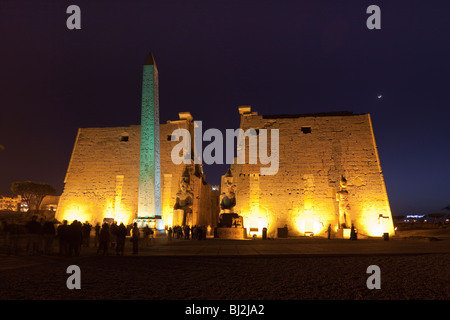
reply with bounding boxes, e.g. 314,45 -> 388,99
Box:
138,53 -> 161,219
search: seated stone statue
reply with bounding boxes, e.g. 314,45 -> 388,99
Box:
174,171 -> 193,210
174,169 -> 194,226
220,173 -> 236,212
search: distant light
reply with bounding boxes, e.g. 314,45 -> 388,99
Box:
377,94 -> 383,99
406,215 -> 424,219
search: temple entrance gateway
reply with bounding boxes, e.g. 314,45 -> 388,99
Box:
55,56 -> 394,239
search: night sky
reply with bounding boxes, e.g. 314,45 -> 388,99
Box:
1,1 -> 449,215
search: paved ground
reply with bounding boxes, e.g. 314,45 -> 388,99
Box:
2,234 -> 450,264
0,235 -> 449,300
131,235 -> 450,256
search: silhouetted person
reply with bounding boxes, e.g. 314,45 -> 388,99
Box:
115,223 -> 127,256
350,224 -> 357,240
110,221 -> 118,249
131,223 -> 139,254
184,225 -> 190,240
42,220 -> 56,255
94,223 -> 101,247
82,222 -> 92,247
97,223 -> 110,255
26,216 -> 41,255
143,225 -> 151,247
1,220 -> 8,251
6,222 -> 20,255
57,220 -> 69,256
68,220 -> 82,256
327,224 -> 332,240
203,225 -> 207,240
0,219 -> 7,246
126,224 -> 133,236
38,218 -> 45,254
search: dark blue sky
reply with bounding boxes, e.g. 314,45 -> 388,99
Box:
0,1 -> 449,215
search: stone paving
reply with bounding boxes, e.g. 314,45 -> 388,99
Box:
1,235 -> 449,300
1,235 -> 449,272
140,236 -> 450,256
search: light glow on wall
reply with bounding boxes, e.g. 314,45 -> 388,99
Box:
358,208 -> 395,237
244,216 -> 269,236
241,203 -> 272,237
58,203 -> 90,223
111,207 -> 133,225
164,210 -> 174,228
57,198 -> 135,225
293,209 -> 326,236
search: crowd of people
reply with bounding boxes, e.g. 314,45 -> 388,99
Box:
0,217 -> 141,256
0,216 -> 210,257
168,225 -> 207,240
0,215 -> 59,256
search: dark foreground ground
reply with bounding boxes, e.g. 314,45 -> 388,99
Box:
1,253 -> 449,300
1,233 -> 449,300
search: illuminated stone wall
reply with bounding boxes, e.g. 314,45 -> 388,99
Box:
228,107 -> 394,237
56,116 -> 219,227
56,126 -> 141,224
